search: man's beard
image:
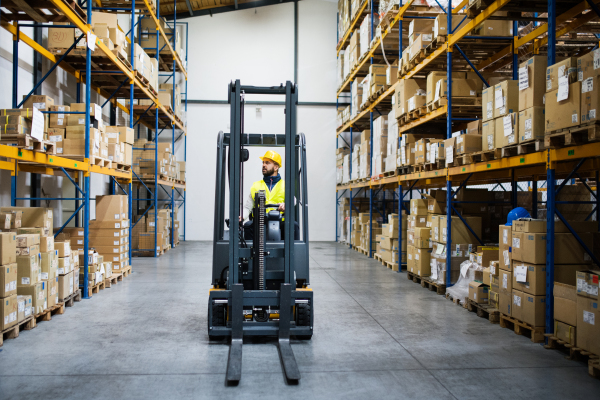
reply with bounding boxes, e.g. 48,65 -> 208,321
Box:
262,166 -> 275,176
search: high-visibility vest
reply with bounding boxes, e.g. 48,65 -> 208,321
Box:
250,178 -> 285,215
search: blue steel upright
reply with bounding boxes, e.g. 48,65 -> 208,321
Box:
445,3 -> 453,287
83,0 -> 93,299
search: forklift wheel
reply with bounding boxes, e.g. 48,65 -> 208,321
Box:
294,303 -> 312,340
208,301 -> 226,340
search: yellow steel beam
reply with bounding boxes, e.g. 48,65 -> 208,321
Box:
400,168 -> 447,183
453,0 -> 469,13
448,150 -> 547,176
0,159 -> 14,172
551,142 -> 600,164
399,105 -> 447,133
141,0 -> 188,78
89,165 -> 133,181
449,0 -> 511,47
337,0 -> 369,55
17,164 -> 57,176
0,144 -> 88,172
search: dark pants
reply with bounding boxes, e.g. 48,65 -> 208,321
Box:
243,220 -> 299,241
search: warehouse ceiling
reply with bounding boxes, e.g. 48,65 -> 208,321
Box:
162,0 -> 299,19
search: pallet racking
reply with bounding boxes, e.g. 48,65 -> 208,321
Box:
1,0 -> 188,298
336,0 -> 600,338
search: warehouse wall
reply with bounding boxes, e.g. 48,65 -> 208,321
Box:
185,0 -> 338,241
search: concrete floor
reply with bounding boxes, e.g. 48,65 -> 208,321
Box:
1,241 -> 599,399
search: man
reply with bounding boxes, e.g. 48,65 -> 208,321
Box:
241,150 -> 298,239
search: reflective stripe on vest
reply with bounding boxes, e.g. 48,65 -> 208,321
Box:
250,178 -> 285,213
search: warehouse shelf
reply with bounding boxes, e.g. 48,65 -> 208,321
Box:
336,0 -> 369,54
136,178 -> 186,189
335,0 -> 600,346
2,0 -> 187,298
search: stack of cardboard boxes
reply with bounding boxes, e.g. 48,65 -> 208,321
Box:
336,147 -> 349,184
90,195 -> 130,272
377,213 -> 407,270
406,198 -> 432,277
575,270 -> 600,355
496,218 -> 596,328
0,232 -> 18,330
135,208 -> 172,254
358,131 -> 370,179
135,141 -> 182,181
371,116 -> 388,177
385,109 -> 398,173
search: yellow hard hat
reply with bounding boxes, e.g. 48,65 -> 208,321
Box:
260,150 -> 282,167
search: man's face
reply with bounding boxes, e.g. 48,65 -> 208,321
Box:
262,159 -> 278,176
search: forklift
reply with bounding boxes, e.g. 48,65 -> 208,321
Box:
208,80 -> 313,385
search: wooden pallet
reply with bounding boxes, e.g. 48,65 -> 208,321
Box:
34,302 -> 65,325
0,135 -> 57,154
545,122 -> 600,148
385,261 -> 400,271
406,270 -> 423,284
462,149 -> 500,164
82,280 -> 106,298
466,299 -> 500,323
104,274 -> 119,288
420,277 -> 446,295
425,35 -> 446,52
374,253 -> 383,263
59,290 -> 81,307
446,292 -> 466,308
62,155 -> 111,168
499,313 -> 545,343
0,316 -> 35,347
590,359 -> 600,380
113,49 -> 132,70
116,163 -> 132,171
121,265 -> 132,277
427,96 -> 483,113
397,166 -> 414,175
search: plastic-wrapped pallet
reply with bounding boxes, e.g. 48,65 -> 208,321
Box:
371,116 -> 388,177
359,15 -> 380,59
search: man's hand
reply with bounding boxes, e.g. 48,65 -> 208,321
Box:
278,203 -> 285,212
239,216 -> 242,223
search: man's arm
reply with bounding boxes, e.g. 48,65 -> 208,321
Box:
242,192 -> 254,223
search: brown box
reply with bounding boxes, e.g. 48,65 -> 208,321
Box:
47,277 -> 58,308
48,105 -> 69,128
16,234 -> 39,248
493,80 -> 519,118
0,207 -> 53,230
512,289 -> 524,321
394,79 -> 427,116
58,272 -> 73,300
105,126 -> 134,145
17,294 -> 32,322
546,58 -> 577,93
469,281 -> 489,304
0,294 -> 18,330
22,95 -> 54,111
489,290 -> 499,308
48,23 -> 76,49
555,320 -> 576,345
555,233 -> 593,264
482,86 -> 494,122
578,49 -> 600,82
40,251 -> 58,281
410,199 -> 428,216
96,195 -> 127,221
414,248 -> 432,277
54,241 -> 71,258
17,255 -> 40,286
545,82 -> 581,132
466,120 -> 482,135
500,269 -> 512,294
433,14 -> 471,38
439,216 -> 482,245
519,56 -> 547,111
481,119 -> 496,151
499,290 -> 512,316
0,232 -> 17,265
511,232 -> 545,264
554,282 -> 577,326
576,296 -> 600,354
456,134 -> 482,155
0,263 -> 17,297
17,282 -> 46,314
518,106 -> 545,144
581,76 -> 600,124
522,293 -> 546,327
576,270 -> 600,300
495,113 -> 519,147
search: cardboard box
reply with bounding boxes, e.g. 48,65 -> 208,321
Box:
455,134 -> 482,155
494,113 -> 519,147
493,80 -> 519,118
0,263 -> 17,297
433,14 -> 471,38
40,251 -> 58,281
576,270 -> 600,300
54,241 -> 71,258
17,255 -> 40,286
414,248 -> 432,276
554,320 -> 576,345
394,79 -> 427,116
483,267 -> 492,286
581,75 -> 600,124
0,294 -> 18,330
105,126 -> 134,145
519,56 -> 548,111
410,199 -> 428,216
17,294 -> 32,322
512,232 -> 545,264
545,82 -> 581,132
482,86 -> 494,122
522,293 -> 546,326
518,106 -> 545,144
473,15 -> 512,36
58,272 -> 73,300
466,120 -> 482,135
554,282 -> 577,326
576,296 -> 600,354
16,234 -> 39,248
578,49 -> 600,82
511,289 -> 524,321
0,232 -> 17,265
546,57 -> 577,93
513,219 -> 546,233
0,207 -> 53,230
469,281 -> 489,304
96,195 -> 127,221
22,95 -> 54,111
481,120 -> 496,150
47,277 -> 58,308
48,23 -> 76,49
439,216 -> 482,245
500,269 -> 512,294
17,282 -> 46,315
499,290 -> 512,316
555,232 -> 593,264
